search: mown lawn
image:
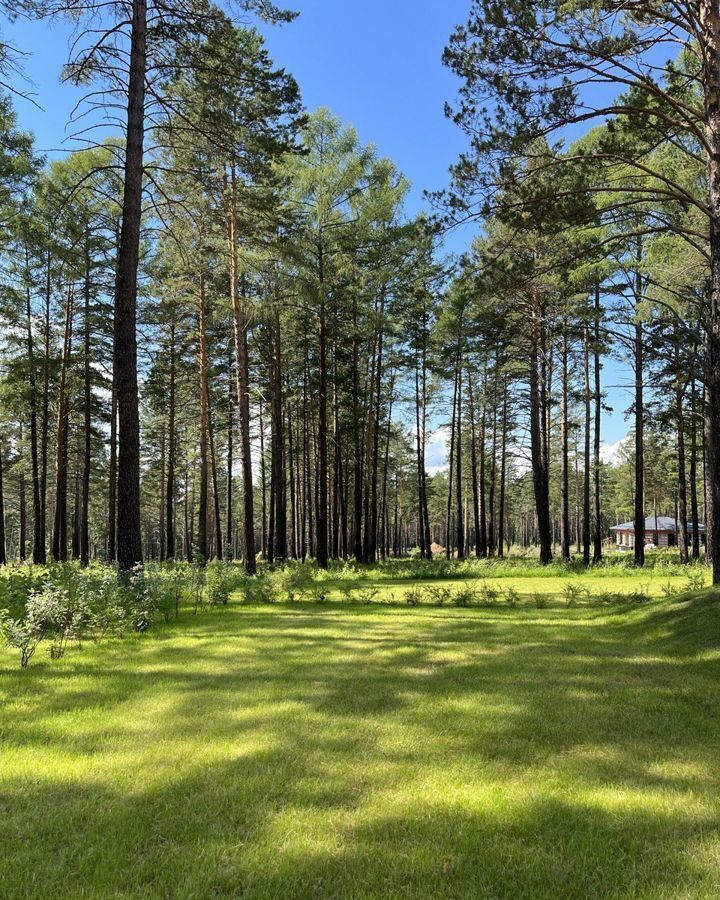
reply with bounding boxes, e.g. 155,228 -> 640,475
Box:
1,583 -> 719,899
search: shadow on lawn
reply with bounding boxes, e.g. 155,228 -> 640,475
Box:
1,604 -> 719,898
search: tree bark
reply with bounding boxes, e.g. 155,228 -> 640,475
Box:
269,305 -> 286,562
228,166 -> 256,574
530,291 -> 553,564
674,332 -> 690,563
634,252 -> 645,566
316,238 -> 329,568
702,0 -> 720,581
0,441 -> 6,565
446,361 -> 458,558
468,369 -> 483,558
108,382 -> 117,562
19,426 -> 26,561
165,319 -> 176,560
498,377 -> 508,558
583,321 -> 591,566
560,321 -> 571,560
81,231 -> 92,567
24,247 -> 43,564
593,283 -> 603,564
455,346 -> 465,560
197,269 -> 209,563
114,0 -> 146,571
52,284 -> 73,562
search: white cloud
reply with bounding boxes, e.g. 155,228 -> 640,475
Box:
600,437 -> 627,467
425,425 -> 450,475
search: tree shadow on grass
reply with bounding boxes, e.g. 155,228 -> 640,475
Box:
1,604 -> 719,898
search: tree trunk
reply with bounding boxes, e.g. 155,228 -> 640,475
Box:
52,284 -> 73,562
634,256 -> 645,566
352,299 -> 364,561
197,269 -> 210,563
530,294 -> 552,564
455,347 -> 465,560
288,400 -> 297,558
24,247 -> 43,563
259,403 -> 267,559
19,426 -> 26,561
114,0 -> 146,571
158,427 -> 166,562
468,369 -> 482,558
675,334 -> 690,563
593,284 -> 603,564
379,369 -> 395,558
583,321 -> 591,566
270,305 -> 286,562
560,321 -> 571,560
166,320 -> 176,560
703,0 -> 720,581
0,441 -> 6,565
39,252 -> 52,563
446,362 -> 458,558
316,239 -> 329,568
414,344 -> 431,559
479,366 -> 488,556
690,362 -> 701,559
225,347 -> 234,559
108,382 -> 117,562
497,377 -> 508,558
81,232 -> 92,567
488,370 -> 498,555
228,166 -> 255,574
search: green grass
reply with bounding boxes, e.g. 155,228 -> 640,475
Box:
1,573 -> 719,899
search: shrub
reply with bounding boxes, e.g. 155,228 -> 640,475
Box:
405,587 -> 423,606
0,581 -> 91,666
476,581 -> 500,605
356,587 -> 377,604
684,571 -> 707,592
427,585 -> 454,607
278,563 -> 315,602
533,592 -> 548,609
626,582 -> 651,604
189,562 -> 207,614
206,561 -> 238,607
340,585 -> 356,604
0,565 -> 48,619
504,587 -> 520,607
240,572 -> 279,604
142,564 -> 184,622
563,583 -> 588,608
309,584 -> 330,604
452,584 -> 479,607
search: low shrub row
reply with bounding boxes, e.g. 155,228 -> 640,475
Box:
0,560 -> 242,667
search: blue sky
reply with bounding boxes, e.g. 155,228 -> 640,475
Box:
4,2 -> 471,224
2,1 -> 632,451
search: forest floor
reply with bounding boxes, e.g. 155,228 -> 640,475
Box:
1,568 -> 719,899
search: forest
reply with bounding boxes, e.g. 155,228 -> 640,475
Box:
0,2 -> 714,582
1,2 -> 719,899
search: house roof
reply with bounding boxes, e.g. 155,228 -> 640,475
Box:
610,516 -> 706,533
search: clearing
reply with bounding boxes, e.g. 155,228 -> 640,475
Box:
1,576 -> 719,899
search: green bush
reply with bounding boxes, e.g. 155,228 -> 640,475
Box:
562,583 -> 588,608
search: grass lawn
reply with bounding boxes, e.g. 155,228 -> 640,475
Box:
1,574 -> 719,899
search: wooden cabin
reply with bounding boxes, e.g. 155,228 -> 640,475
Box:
610,516 -> 706,550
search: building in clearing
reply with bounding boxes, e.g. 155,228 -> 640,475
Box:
610,516 -> 706,550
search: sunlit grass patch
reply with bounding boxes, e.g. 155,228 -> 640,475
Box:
0,581 -> 718,899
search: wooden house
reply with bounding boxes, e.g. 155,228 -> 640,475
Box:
610,516 -> 706,550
